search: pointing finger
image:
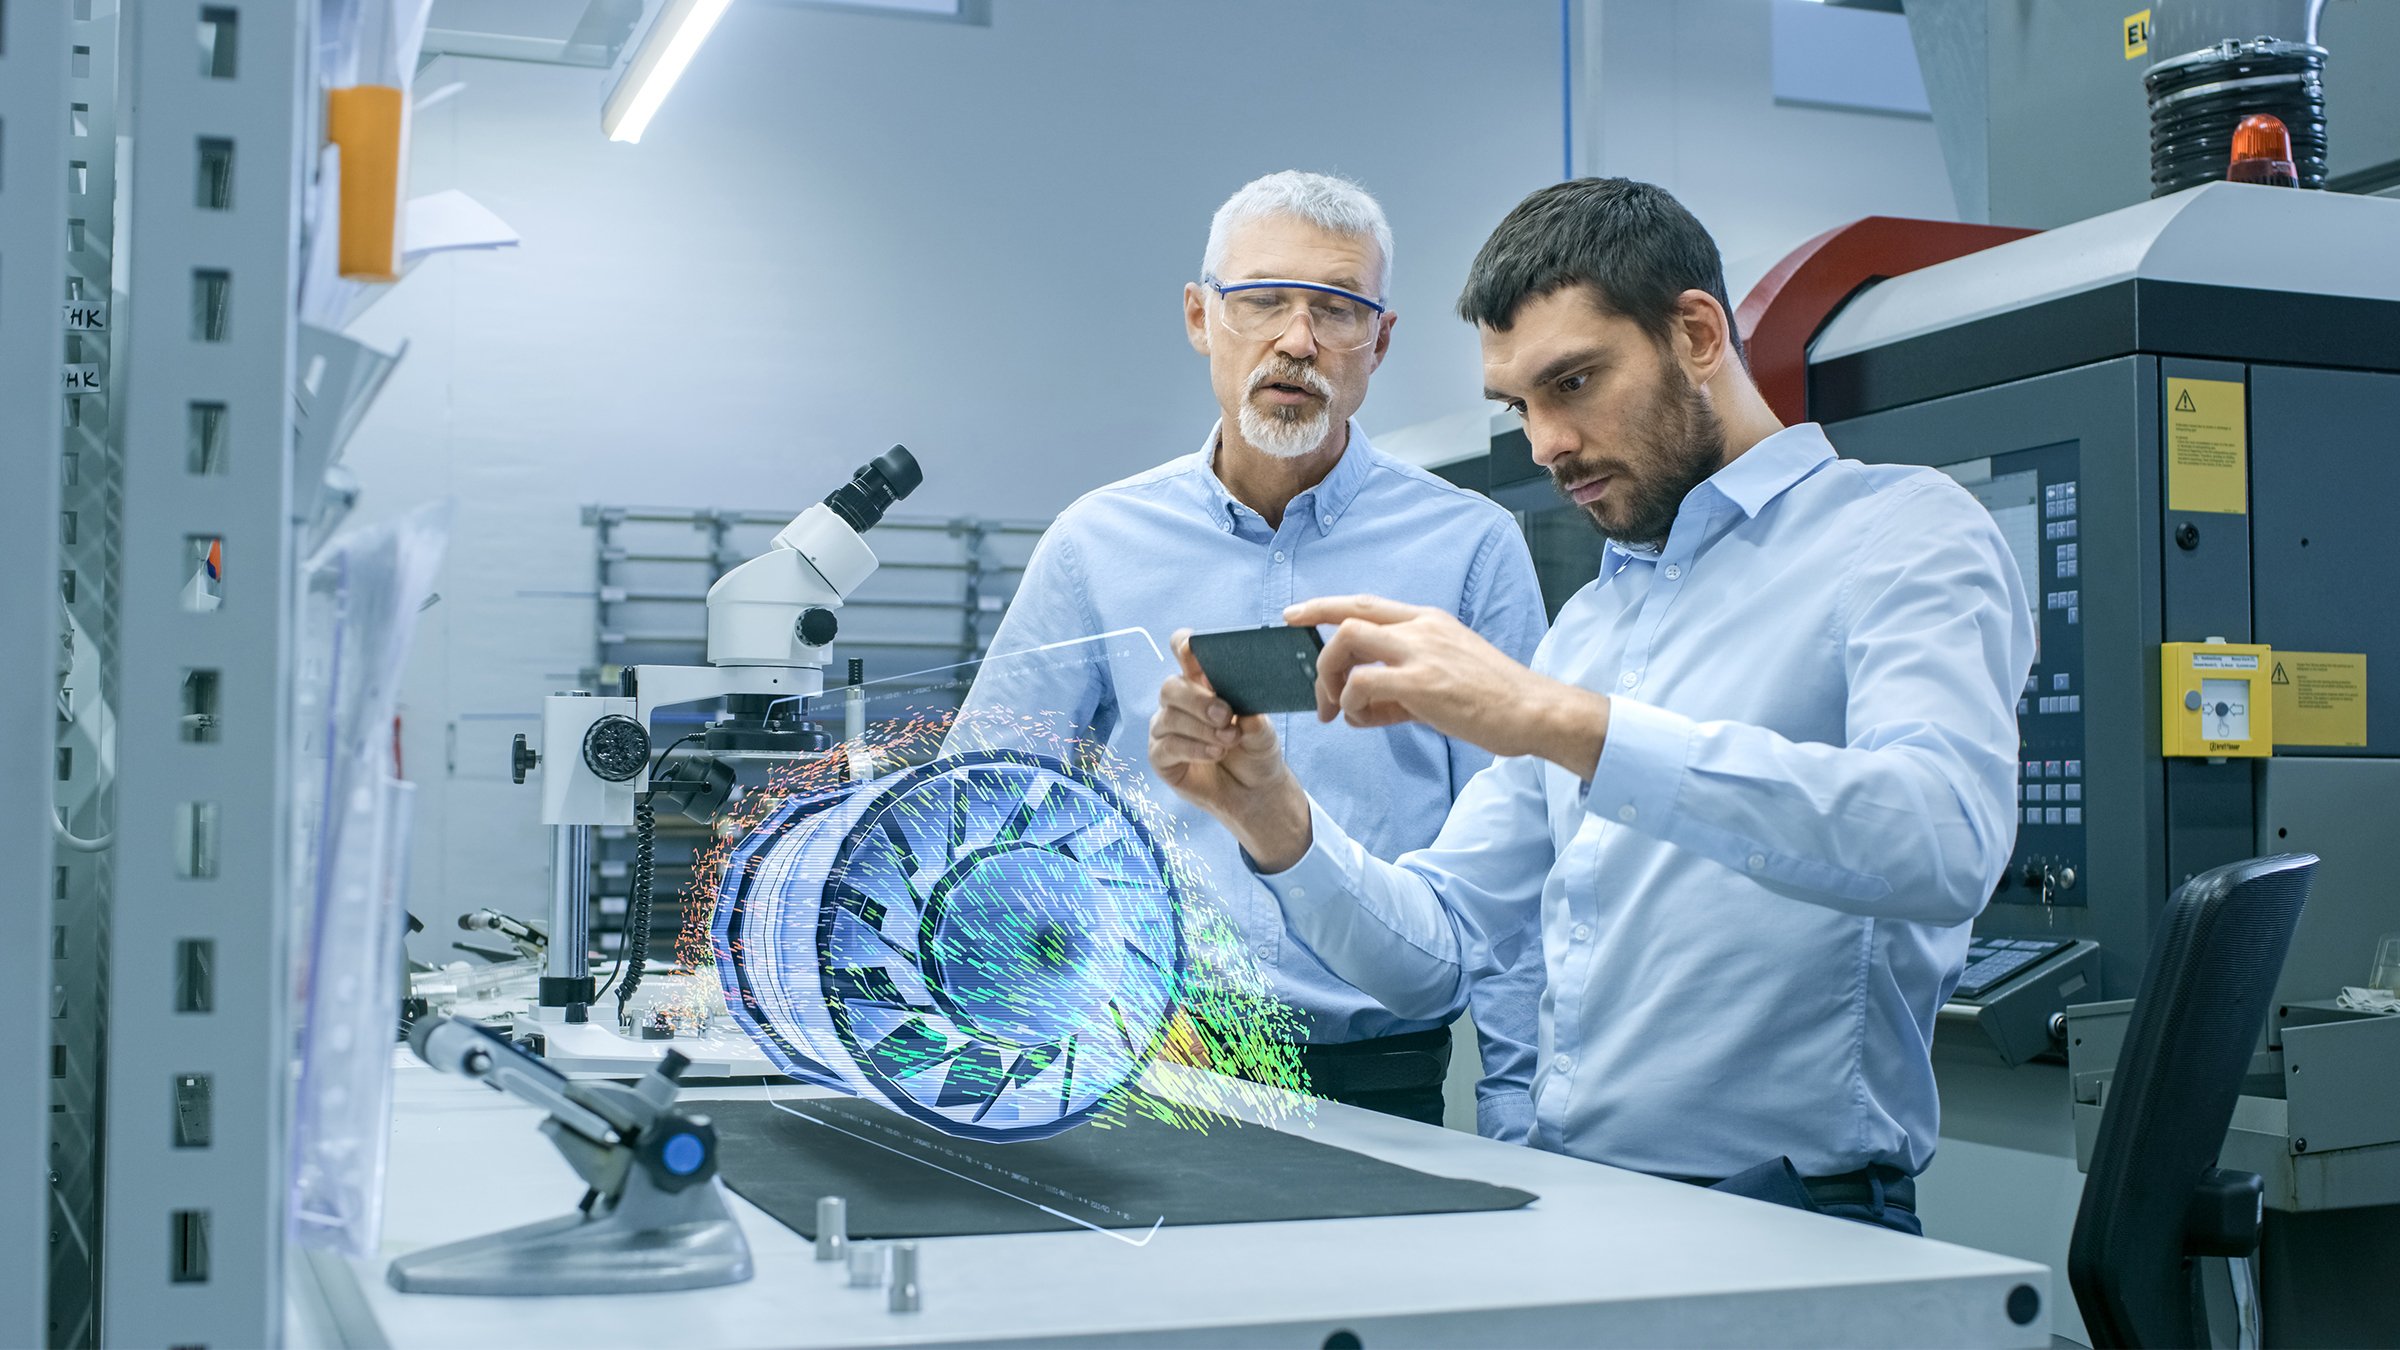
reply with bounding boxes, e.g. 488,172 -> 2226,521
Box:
1284,594 -> 1431,628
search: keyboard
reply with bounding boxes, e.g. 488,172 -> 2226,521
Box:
1955,937 -> 2071,1000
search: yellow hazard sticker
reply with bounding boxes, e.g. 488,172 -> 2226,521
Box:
2124,9 -> 2151,59
2271,652 -> 2368,747
2166,377 -> 2246,514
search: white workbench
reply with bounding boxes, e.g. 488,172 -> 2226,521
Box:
291,1061 -> 2052,1348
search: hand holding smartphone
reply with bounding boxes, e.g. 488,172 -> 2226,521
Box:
1183,625 -> 1325,716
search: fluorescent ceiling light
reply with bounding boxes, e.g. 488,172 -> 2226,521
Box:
602,0 -> 733,143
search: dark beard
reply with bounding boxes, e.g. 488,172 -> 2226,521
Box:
1566,369 -> 1726,549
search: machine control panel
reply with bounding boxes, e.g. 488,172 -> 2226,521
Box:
1945,443 -> 2089,906
1955,936 -> 2072,1000
1939,937 -> 2102,1066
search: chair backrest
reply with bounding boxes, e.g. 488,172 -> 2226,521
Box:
2068,852 -> 2316,1349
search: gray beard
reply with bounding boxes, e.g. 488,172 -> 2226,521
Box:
1235,401 -> 1333,459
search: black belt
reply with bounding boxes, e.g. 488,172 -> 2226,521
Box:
1668,1162 -> 1916,1212
1295,1026 -> 1452,1095
1801,1166 -> 1915,1212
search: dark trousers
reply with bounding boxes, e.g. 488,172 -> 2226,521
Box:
1291,1026 -> 1453,1127
1684,1156 -> 1922,1236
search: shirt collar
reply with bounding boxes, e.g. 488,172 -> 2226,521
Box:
1198,418 -> 1377,536
1600,422 -> 1836,567
1701,422 -> 1837,519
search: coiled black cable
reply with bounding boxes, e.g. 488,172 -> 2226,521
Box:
615,796 -> 658,1018
2146,37 -> 2327,197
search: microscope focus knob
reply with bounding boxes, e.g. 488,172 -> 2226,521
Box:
635,1113 -> 718,1193
582,715 -> 651,783
510,733 -> 540,784
797,607 -> 840,647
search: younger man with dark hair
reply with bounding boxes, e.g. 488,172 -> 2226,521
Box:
1147,178 -> 2035,1233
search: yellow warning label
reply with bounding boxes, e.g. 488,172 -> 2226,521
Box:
2271,651 -> 2369,747
2125,9 -> 2151,59
2166,377 -> 2246,514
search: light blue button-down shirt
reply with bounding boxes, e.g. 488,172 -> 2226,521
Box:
1256,423 -> 2035,1177
957,421 -> 1551,1138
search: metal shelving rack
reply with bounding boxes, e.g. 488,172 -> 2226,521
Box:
10,3 -> 1054,1338
2,3 -> 75,1346
100,3 -> 314,1346
582,504 -> 1045,960
49,6 -> 128,1343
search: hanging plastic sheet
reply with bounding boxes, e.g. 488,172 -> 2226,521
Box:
288,500 -> 449,1258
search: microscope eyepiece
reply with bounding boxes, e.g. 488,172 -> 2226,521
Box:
822,446 -> 923,533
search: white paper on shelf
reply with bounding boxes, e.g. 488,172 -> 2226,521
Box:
402,189 -> 519,262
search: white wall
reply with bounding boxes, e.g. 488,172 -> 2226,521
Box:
1578,0 -> 1958,295
349,0 -> 1569,954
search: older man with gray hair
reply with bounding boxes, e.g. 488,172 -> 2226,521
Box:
956,170 -> 1548,1133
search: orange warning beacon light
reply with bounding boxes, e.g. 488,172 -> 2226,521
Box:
2228,113 -> 2299,188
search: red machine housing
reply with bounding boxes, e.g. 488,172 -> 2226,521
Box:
1736,217 -> 2038,426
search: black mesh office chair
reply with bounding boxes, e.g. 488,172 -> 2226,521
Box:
2068,853 -> 2317,1349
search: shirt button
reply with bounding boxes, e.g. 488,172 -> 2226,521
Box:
1320,516 -> 1332,528
1616,805 -> 1636,823
1747,853 -> 1767,871
1272,550 -> 1285,563
1552,1054 -> 1573,1074
1571,922 -> 1592,942
1287,886 -> 1307,901
1255,946 -> 1273,962
1619,671 -> 1638,690
1664,564 -> 1682,580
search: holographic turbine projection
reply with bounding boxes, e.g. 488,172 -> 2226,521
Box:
714,751 -> 1185,1140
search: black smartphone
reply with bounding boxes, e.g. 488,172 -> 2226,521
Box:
1185,625 -> 1326,717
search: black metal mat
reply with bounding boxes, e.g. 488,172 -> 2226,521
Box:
707,1096 -> 1536,1240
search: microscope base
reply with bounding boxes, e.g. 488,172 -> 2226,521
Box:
387,1175 -> 752,1296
